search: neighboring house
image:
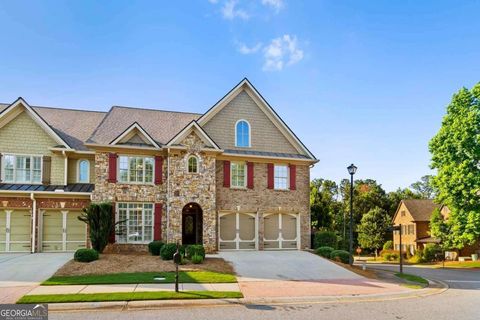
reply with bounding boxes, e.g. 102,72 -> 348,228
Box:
0,78 -> 317,253
392,199 -> 440,254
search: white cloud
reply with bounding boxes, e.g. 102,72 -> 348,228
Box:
261,0 -> 284,12
237,42 -> 263,54
263,34 -> 303,71
221,0 -> 250,20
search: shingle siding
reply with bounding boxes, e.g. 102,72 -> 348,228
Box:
202,91 -> 300,154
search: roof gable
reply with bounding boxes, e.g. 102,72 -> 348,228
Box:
167,121 -> 221,149
0,98 -> 72,149
110,122 -> 160,148
393,199 -> 439,222
197,78 -> 316,160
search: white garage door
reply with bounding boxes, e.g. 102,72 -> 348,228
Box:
219,212 -> 257,250
0,209 -> 31,252
264,213 -> 299,250
42,211 -> 86,252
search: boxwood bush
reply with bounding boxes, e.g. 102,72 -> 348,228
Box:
315,246 -> 335,258
148,241 -> 165,256
74,248 -> 99,263
314,231 -> 337,249
330,250 -> 352,264
191,254 -> 204,264
160,243 -> 177,260
186,244 -> 206,260
383,240 -> 393,250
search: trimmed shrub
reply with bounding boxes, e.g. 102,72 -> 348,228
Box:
160,243 -> 178,260
186,244 -> 206,260
330,250 -> 352,264
191,254 -> 204,264
383,240 -> 393,250
314,231 -> 337,249
148,241 -> 165,256
74,248 -> 99,263
380,249 -> 400,262
423,244 -> 442,262
409,250 -> 424,264
315,246 -> 335,258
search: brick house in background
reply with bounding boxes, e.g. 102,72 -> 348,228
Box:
0,78 -> 317,253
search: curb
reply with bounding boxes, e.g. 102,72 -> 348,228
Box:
47,281 -> 449,312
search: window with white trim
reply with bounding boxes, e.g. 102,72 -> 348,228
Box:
77,159 -> 90,183
118,156 -> 154,184
117,203 -> 153,243
235,120 -> 250,147
231,162 -> 246,188
274,165 -> 289,190
2,154 -> 42,183
187,155 -> 199,173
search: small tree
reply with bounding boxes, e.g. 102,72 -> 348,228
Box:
78,202 -> 114,253
357,207 -> 390,258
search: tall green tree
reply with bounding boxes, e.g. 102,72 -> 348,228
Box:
429,83 -> 480,248
410,175 -> 435,199
357,207 -> 390,257
310,179 -> 341,230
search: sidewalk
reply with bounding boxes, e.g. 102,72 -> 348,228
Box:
27,283 -> 240,295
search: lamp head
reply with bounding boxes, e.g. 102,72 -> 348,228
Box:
347,163 -> 357,175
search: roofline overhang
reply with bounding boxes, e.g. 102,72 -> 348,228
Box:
83,142 -> 161,151
219,152 -> 318,163
109,122 -> 161,149
49,147 -> 96,155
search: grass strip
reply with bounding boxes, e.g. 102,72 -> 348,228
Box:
395,272 -> 429,286
43,271 -> 236,286
17,291 -> 243,304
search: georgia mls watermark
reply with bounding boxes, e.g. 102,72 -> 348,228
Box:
0,304 -> 48,320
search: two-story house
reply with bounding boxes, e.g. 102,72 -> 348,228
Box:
0,78 -> 317,253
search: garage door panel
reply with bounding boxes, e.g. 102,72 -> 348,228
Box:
10,212 -> 31,242
282,214 -> 297,240
219,242 -> 236,250
67,212 -> 85,242
43,212 -> 63,242
66,242 -> 86,251
264,214 -> 279,240
219,213 -> 236,241
264,241 -> 279,249
239,242 -> 255,249
239,214 -> 255,241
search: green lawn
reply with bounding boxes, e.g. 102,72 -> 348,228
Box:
17,291 -> 243,304
442,261 -> 480,269
395,272 -> 429,288
43,271 -> 236,286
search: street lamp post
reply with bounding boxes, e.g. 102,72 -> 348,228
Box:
347,164 -> 357,265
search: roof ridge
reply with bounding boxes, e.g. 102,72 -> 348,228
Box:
111,105 -> 202,115
87,106 -> 114,142
32,105 -> 108,114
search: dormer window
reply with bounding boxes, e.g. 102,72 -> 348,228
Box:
235,120 -> 250,147
187,155 -> 199,173
77,159 -> 90,183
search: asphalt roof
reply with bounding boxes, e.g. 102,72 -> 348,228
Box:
401,199 -> 440,221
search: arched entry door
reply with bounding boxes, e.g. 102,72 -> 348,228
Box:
182,203 -> 203,245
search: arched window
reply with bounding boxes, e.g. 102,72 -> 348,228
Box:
235,120 -> 250,147
78,159 -> 90,183
187,156 -> 199,173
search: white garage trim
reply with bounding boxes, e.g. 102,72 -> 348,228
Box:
219,211 -> 258,250
263,212 -> 300,250
40,210 -> 87,252
0,209 -> 32,252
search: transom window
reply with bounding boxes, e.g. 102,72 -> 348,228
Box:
118,156 -> 154,184
231,162 -> 246,188
274,165 -> 289,190
235,120 -> 250,147
2,154 -> 42,183
187,155 -> 199,173
77,159 -> 90,183
117,203 -> 153,243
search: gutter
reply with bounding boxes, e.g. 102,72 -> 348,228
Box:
30,193 -> 36,253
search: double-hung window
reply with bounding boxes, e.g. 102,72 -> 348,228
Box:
118,156 -> 154,184
231,162 -> 246,188
2,154 -> 42,184
274,165 -> 289,190
117,203 -> 153,243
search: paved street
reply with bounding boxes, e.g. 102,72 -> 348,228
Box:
50,265 -> 480,320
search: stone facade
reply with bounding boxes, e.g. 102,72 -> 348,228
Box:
167,132 -> 217,252
216,160 -> 311,249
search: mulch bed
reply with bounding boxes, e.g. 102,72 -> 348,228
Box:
54,253 -> 235,276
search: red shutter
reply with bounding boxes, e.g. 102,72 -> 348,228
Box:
108,153 -> 117,183
154,156 -> 163,185
267,163 -> 274,189
289,164 -> 296,190
223,161 -> 230,188
247,162 -> 254,189
108,203 -> 116,243
154,203 -> 162,240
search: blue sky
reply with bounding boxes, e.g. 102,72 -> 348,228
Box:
0,1 -> 479,191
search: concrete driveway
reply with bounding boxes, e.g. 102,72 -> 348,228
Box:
218,250 -> 361,281
0,253 -> 73,303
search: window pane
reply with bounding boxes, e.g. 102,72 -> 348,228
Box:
144,158 -> 153,183
188,156 -> 198,173
119,156 -> 128,182
231,163 -> 246,187
78,160 -> 89,182
4,155 -> 14,182
274,165 -> 288,190
236,121 -> 250,147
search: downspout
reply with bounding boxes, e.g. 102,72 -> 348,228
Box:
62,150 -> 68,185
166,148 -> 170,243
30,193 -> 36,253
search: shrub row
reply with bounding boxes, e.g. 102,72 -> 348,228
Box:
315,246 -> 352,264
149,242 -> 206,264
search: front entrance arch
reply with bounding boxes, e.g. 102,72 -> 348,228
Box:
182,203 -> 203,245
